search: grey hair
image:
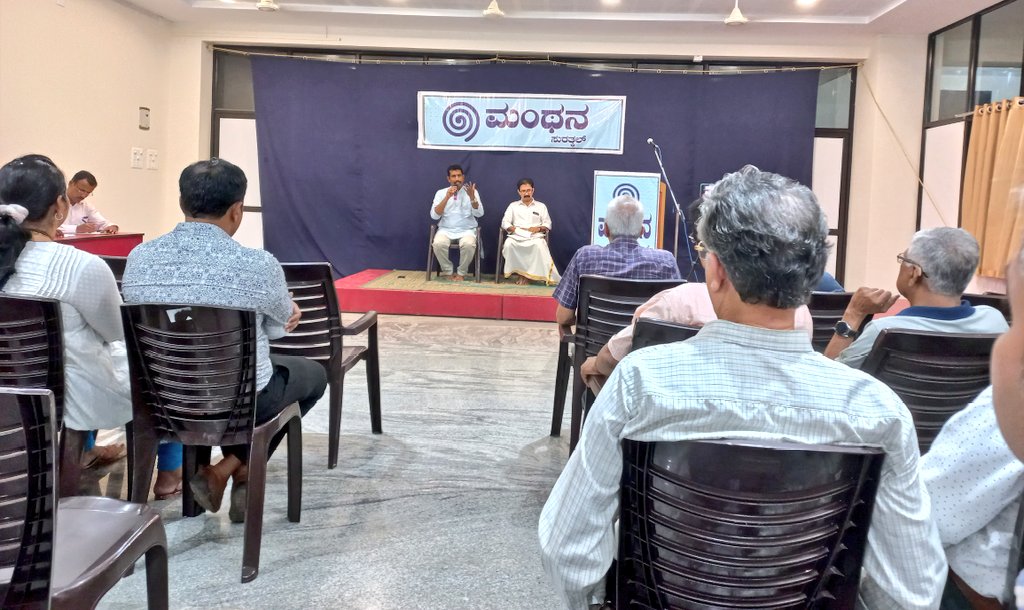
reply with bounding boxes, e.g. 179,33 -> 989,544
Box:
604,195 -> 645,239
697,165 -> 830,308
905,227 -> 979,296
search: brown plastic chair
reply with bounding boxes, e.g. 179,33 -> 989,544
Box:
610,438 -> 885,609
122,303 -> 302,583
860,329 -> 999,454
0,294 -> 87,499
495,226 -> 550,284
99,255 -> 128,297
630,317 -> 700,351
550,276 -> 685,451
426,225 -> 482,282
0,387 -> 168,610
965,292 -> 1011,323
807,291 -> 854,353
270,262 -> 382,469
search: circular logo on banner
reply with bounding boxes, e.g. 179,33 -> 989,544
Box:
442,102 -> 480,142
613,183 -> 640,200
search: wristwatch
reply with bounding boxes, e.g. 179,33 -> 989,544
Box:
833,320 -> 859,339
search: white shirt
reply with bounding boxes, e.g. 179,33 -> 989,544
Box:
922,386 -> 1024,601
431,187 -> 483,239
539,320 -> 946,610
59,199 -> 114,233
501,199 -> 551,240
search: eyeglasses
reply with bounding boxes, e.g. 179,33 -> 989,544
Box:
896,253 -> 928,277
689,235 -> 708,259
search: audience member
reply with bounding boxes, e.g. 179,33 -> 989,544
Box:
552,194 -> 680,326
539,165 -> 945,610
995,247 -> 1024,460
0,155 -> 133,474
123,158 -> 327,523
816,270 -> 844,292
58,170 -> 119,235
826,227 -> 1008,368
501,178 -> 560,285
430,164 -> 482,281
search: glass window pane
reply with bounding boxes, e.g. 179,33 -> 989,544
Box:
214,52 -> 254,112
929,21 -> 973,122
975,1 -> 1024,107
815,67 -> 852,129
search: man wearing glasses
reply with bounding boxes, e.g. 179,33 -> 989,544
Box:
825,227 -> 1008,368
58,170 -> 119,236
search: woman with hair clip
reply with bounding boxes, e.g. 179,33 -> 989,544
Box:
0,154 -> 182,498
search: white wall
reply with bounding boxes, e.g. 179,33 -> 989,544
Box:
0,0 -> 178,237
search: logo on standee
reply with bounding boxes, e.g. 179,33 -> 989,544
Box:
613,183 -> 640,200
442,102 -> 480,142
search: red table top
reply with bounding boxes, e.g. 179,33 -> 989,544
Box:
56,232 -> 144,257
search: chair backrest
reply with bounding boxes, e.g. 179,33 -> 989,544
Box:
614,438 -> 885,610
807,291 -> 854,353
121,303 -> 260,447
99,255 -> 128,297
0,295 -> 65,423
859,329 -> 998,453
630,318 -> 699,351
1004,494 -> 1024,606
575,275 -> 685,358
964,292 -> 1011,322
0,387 -> 57,609
269,263 -> 342,366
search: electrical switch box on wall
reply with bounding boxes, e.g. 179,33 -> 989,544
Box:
146,149 -> 158,170
130,147 -> 144,169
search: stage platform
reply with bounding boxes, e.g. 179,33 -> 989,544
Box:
335,269 -> 557,322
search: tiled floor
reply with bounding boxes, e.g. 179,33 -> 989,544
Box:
96,314 -> 571,609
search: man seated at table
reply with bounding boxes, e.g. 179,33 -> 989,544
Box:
430,164 -> 482,281
501,178 -> 560,285
58,170 -> 119,235
123,158 -> 327,523
553,194 -> 680,326
825,227 -> 1008,368
539,164 -> 945,610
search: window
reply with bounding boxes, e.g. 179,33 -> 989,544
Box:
975,0 -> 1024,107
928,20 -> 973,122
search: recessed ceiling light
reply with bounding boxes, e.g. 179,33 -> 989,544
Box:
795,0 -> 818,6
601,0 -> 621,6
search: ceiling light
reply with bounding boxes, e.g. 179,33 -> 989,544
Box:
482,0 -> 505,17
724,0 -> 748,25
600,0 -> 621,6
795,0 -> 818,6
256,0 -> 279,11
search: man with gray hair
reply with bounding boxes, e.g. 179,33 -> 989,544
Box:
552,194 -> 679,325
540,165 -> 945,609
826,227 -> 1008,369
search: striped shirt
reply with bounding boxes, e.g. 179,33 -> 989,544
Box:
539,319 -> 946,610
552,237 -> 680,309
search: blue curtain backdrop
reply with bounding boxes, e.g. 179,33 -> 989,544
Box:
250,57 -> 818,277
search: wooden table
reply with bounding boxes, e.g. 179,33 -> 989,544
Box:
56,232 -> 143,256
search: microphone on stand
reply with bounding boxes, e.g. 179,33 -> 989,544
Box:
645,137 -> 697,280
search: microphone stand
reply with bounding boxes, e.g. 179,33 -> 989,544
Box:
649,142 -> 697,281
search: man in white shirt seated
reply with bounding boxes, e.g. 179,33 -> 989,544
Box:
825,227 -> 1007,368
500,178 -> 560,285
538,164 -> 946,610
58,170 -> 118,236
430,164 -> 482,282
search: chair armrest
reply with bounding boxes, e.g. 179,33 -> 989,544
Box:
585,375 -> 606,396
343,311 -> 378,335
558,323 -> 574,343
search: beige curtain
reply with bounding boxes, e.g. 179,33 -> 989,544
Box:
962,97 -> 1024,278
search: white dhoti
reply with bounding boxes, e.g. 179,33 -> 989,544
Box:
502,234 -> 561,285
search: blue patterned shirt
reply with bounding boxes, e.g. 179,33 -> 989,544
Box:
552,237 -> 680,309
122,222 -> 292,390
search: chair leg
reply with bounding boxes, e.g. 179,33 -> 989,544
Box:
145,543 -> 170,610
241,433 -> 270,583
551,342 -> 570,437
125,421 -> 135,502
568,370 -> 586,454
327,378 -> 342,469
182,446 -> 211,517
286,416 -> 302,523
130,431 -> 159,505
58,428 -> 87,499
366,348 -> 383,435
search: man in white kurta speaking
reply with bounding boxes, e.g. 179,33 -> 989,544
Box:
500,178 -> 560,285
430,164 -> 483,281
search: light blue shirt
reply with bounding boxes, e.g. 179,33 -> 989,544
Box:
539,319 -> 946,610
122,222 -> 292,390
431,186 -> 483,239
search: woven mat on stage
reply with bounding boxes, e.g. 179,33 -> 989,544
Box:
361,270 -> 556,296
